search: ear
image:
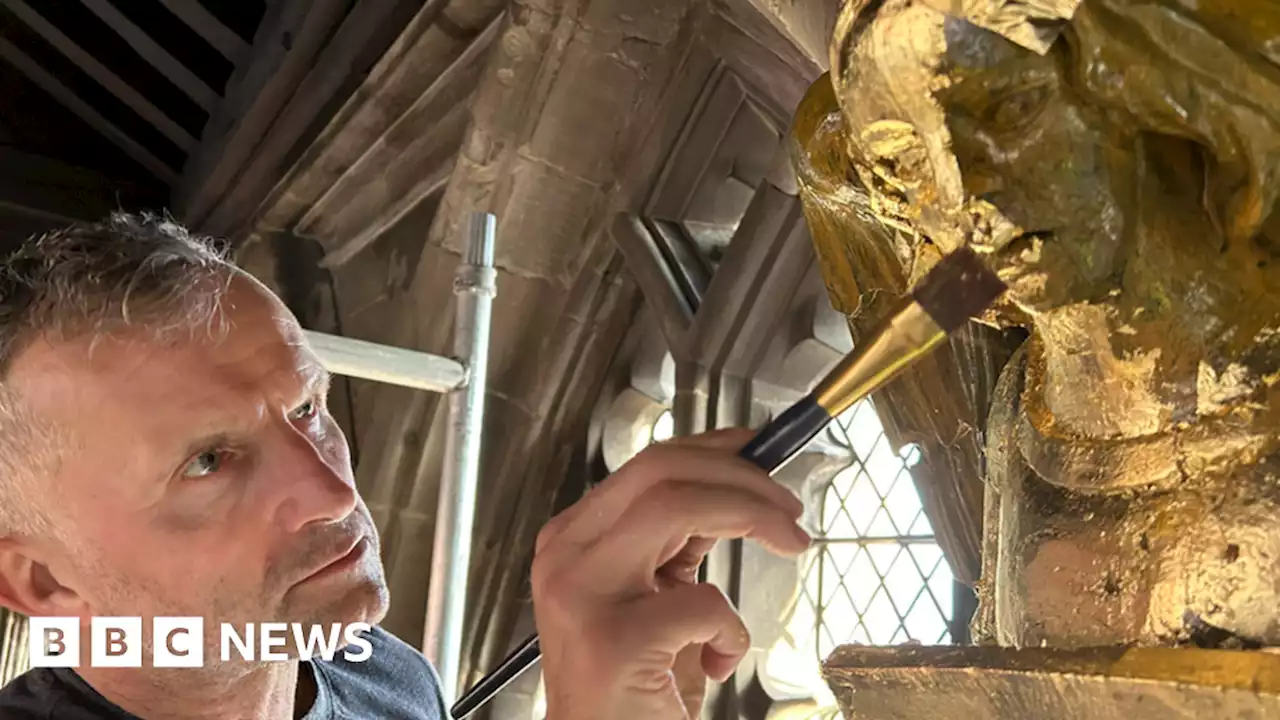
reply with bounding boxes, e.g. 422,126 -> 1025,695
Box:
0,537 -> 88,618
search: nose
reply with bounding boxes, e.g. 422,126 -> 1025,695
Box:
264,419 -> 358,533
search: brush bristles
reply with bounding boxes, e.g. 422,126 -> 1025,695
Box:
911,246 -> 1008,333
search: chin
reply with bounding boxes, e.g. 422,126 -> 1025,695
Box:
337,576 -> 391,627
282,559 -> 391,629
316,573 -> 390,628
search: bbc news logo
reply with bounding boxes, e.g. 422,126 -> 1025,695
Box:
29,618 -> 373,668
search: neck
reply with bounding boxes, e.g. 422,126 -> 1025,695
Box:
76,659 -> 316,720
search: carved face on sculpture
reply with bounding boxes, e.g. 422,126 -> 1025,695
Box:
796,0 -> 1280,651
828,0 -> 1280,327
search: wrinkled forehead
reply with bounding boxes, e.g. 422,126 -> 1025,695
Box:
6,276 -> 319,457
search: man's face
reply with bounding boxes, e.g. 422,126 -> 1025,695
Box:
5,275 -> 388,644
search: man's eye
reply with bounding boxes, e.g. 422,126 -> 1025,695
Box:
291,400 -> 319,420
182,451 -> 224,479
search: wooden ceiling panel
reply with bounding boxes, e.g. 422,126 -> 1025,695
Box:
0,0 -> 264,194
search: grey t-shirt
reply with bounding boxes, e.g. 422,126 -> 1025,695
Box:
0,625 -> 446,719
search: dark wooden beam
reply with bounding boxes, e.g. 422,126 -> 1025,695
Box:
0,147 -> 123,222
318,154 -> 456,268
0,199 -> 77,227
155,0 -> 250,62
256,5 -> 506,234
77,0 -> 220,110
0,38 -> 178,183
0,0 -> 197,152
296,14 -> 502,265
175,0 -> 349,226
197,0 -> 427,239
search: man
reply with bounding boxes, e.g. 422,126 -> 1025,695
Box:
0,214 -> 810,719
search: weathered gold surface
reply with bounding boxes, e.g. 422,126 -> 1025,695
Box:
796,0 -> 1280,654
824,646 -> 1280,719
790,60 -> 1023,589
912,0 -> 1082,54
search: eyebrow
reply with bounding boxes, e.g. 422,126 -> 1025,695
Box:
290,336 -> 330,398
169,363 -> 333,471
176,431 -> 236,467
304,363 -> 332,400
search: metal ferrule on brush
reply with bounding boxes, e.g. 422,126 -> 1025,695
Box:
813,298 -> 946,416
812,243 -> 1009,420
736,296 -> 948,472
736,246 -> 1006,474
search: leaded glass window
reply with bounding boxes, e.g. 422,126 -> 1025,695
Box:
803,398 -> 956,659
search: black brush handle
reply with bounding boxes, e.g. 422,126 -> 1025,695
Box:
450,634 -> 539,719
737,393 -> 831,473
450,394 -> 834,719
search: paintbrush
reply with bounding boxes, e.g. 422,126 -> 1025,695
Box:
450,245 -> 1008,719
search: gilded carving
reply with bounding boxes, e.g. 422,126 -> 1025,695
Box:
795,0 -> 1280,664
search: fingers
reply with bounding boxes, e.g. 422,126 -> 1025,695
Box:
701,642 -> 740,685
531,426 -> 797,720
655,576 -> 711,712
538,434 -> 801,555
617,582 -> 750,684
658,537 -> 717,585
580,481 -> 810,592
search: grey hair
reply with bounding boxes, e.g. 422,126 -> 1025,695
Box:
0,211 -> 236,537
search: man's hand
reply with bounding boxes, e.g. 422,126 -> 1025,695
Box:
531,428 -> 811,720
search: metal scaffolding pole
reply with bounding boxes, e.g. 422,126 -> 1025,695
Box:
424,212 -> 497,706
